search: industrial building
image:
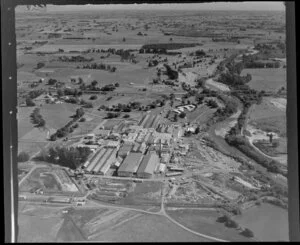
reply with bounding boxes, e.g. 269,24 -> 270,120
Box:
90,148 -> 113,173
118,143 -> 133,158
165,172 -> 183,177
172,125 -> 183,139
84,147 -> 106,172
124,132 -> 138,143
168,167 -> 184,172
139,114 -> 161,129
84,147 -> 116,175
96,129 -> 111,138
132,142 -> 140,152
106,140 -> 120,148
136,152 -> 159,178
117,152 -> 143,177
98,149 -> 117,175
158,163 -> 167,173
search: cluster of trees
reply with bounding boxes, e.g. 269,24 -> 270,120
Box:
100,99 -> 166,113
79,63 -> 117,72
163,64 -> 178,80
217,214 -> 254,237
244,61 -> 280,69
27,90 -> 44,100
216,215 -> 239,228
37,146 -> 91,169
214,100 -> 238,121
161,79 -> 179,87
80,100 -> 93,108
30,108 -> 45,128
83,48 -> 137,62
193,49 -> 206,57
181,82 -> 192,91
17,152 -> 30,162
140,47 -> 167,54
195,77 -> 206,88
36,62 -> 45,69
106,112 -> 120,119
89,95 -> 98,100
141,43 -> 198,51
79,81 -> 118,92
218,72 -> 252,87
48,33 -> 61,39
225,134 -> 285,176
206,99 -> 218,108
50,108 -> 84,140
74,107 -> 84,118
148,59 -> 159,67
137,31 -> 147,36
47,78 -> 58,85
26,97 -> 36,106
119,50 -> 136,63
58,55 -> 94,62
255,42 -> 285,52
57,87 -> 83,98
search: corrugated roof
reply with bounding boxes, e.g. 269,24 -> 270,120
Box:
93,148 -> 114,172
86,148 -> 106,172
137,152 -> 159,175
118,152 -> 143,173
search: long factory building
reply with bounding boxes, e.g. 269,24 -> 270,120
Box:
117,152 -> 143,177
84,147 -> 117,175
139,114 -> 161,129
136,152 -> 159,179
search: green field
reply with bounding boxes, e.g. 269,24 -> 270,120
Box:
248,97 -> 286,137
241,68 -> 286,92
92,213 -> 211,242
166,209 -> 253,242
39,103 -> 78,130
232,203 -> 288,241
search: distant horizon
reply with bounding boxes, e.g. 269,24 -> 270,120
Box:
17,2 -> 285,12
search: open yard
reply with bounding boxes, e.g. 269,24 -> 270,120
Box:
19,167 -> 80,194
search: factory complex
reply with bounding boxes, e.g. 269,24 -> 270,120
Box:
79,113 -> 189,179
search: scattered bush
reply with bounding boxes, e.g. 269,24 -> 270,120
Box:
225,219 -> 238,228
89,95 -> 98,100
25,98 -> 35,107
17,152 -> 30,162
240,228 -> 254,238
216,215 -> 229,223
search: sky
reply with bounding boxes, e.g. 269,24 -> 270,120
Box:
43,2 -> 285,12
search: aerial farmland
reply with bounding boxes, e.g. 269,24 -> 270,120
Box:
16,3 -> 288,242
